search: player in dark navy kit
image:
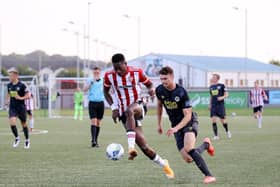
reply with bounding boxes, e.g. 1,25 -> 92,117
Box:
5,68 -> 30,149
209,74 -> 231,140
156,66 -> 216,184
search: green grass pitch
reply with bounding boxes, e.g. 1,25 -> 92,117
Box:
0,111 -> 280,186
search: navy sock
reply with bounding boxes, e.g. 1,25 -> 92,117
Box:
223,123 -> 228,132
196,142 -> 209,154
96,126 -> 100,143
10,126 -> 18,138
212,123 -> 218,136
188,149 -> 212,176
91,125 -> 96,143
23,127 -> 29,140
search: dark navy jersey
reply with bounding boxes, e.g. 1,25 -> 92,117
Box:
209,83 -> 227,105
156,84 -> 191,127
7,81 -> 28,108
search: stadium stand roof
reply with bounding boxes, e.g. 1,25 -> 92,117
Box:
134,53 -> 280,73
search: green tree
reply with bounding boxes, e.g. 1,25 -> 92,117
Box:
17,64 -> 37,75
269,59 -> 280,66
57,68 -> 84,77
1,68 -> 8,76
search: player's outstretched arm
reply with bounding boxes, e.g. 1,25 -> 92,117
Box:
157,99 -> 164,134
166,108 -> 192,137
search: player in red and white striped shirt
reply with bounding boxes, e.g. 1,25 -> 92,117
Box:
25,92 -> 35,131
104,53 -> 174,179
249,81 -> 268,128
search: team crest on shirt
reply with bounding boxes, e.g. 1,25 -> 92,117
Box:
161,95 -> 165,99
217,86 -> 221,89
16,87 -> 20,91
175,96 -> 180,102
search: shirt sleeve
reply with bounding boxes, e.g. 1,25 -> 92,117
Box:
139,69 -> 151,86
181,89 -> 192,109
22,83 -> 29,93
155,86 -> 161,100
104,72 -> 112,88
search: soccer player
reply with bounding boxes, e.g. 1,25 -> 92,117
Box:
209,74 -> 231,140
84,67 -> 104,147
25,91 -> 35,131
73,87 -> 84,121
104,53 -> 174,179
6,68 -> 30,149
249,81 -> 268,128
156,66 -> 216,184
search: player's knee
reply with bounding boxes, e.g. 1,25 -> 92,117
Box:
183,146 -> 193,153
125,108 -> 134,118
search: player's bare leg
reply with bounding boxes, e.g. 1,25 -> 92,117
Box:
135,126 -> 174,179
9,117 -> 20,148
182,132 -> 216,184
211,116 -> 219,140
124,103 -> 142,160
220,118 -> 231,138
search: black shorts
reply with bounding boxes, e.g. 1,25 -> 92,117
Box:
27,110 -> 33,116
210,104 -> 226,119
9,105 -> 27,123
253,106 -> 263,113
88,101 -> 104,120
119,102 -> 146,127
174,112 -> 199,151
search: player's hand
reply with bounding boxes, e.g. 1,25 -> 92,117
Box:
148,88 -> 155,97
157,125 -> 163,135
166,127 -> 178,137
112,109 -> 119,124
208,105 -> 211,110
15,95 -> 23,100
217,96 -> 224,101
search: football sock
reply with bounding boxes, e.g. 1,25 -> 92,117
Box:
258,116 -> 262,128
29,118 -> 34,129
153,154 -> 166,167
212,123 -> 218,136
188,149 -> 212,176
126,130 -> 136,149
10,126 -> 18,138
196,142 -> 210,154
96,126 -> 100,143
91,125 -> 96,143
223,123 -> 228,132
23,126 -> 29,140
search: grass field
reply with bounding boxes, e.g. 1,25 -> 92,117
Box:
0,111 -> 280,186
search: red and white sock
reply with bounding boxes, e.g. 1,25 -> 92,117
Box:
126,131 -> 136,149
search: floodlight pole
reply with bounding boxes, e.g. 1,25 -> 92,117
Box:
233,7 -> 248,87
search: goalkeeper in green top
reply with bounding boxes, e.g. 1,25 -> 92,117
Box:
74,87 -> 84,120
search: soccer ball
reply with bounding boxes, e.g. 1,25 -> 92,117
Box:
106,143 -> 124,161
231,112 -> 236,117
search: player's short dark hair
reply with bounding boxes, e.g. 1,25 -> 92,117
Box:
93,66 -> 100,71
159,66 -> 174,75
112,53 -> 125,64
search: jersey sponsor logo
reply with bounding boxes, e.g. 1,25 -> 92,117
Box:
164,100 -> 178,109
211,89 -> 219,96
9,91 -> 17,97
